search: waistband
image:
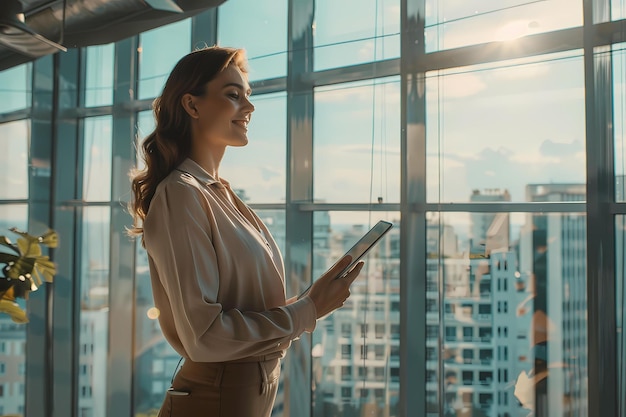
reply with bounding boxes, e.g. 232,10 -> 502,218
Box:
224,351 -> 284,364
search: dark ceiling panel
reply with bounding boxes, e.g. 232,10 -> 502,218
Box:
0,0 -> 226,70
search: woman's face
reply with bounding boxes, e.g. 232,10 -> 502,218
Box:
185,63 -> 254,149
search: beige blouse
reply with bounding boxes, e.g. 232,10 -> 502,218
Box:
143,158 -> 317,363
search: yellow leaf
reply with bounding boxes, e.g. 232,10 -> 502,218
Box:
17,237 -> 42,257
40,230 -> 59,248
0,299 -> 28,324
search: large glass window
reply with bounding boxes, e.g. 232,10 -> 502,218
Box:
314,0 -> 400,71
312,211 -> 400,417
0,204 -> 28,416
0,64 -> 31,113
78,206 -> 111,417
218,0 -> 288,81
424,0 -> 583,52
84,43 -> 115,107
0,120 -> 29,200
426,51 -> 586,203
428,210 -> 587,416
138,19 -> 192,99
82,116 -> 113,202
314,78 -> 401,204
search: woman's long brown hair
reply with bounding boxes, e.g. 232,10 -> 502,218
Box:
128,46 -> 248,240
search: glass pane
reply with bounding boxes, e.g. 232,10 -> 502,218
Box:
85,43 -> 114,107
424,0 -> 582,53
133,239 -> 178,417
312,211 -> 400,417
615,43 -> 626,201
426,51 -> 585,203
0,64 -> 31,113
78,206 -> 111,417
314,78 -> 401,204
139,20 -> 191,100
221,92 -> 286,204
83,116 -> 112,202
314,0 -> 400,71
617,215 -> 626,417
428,209 -> 587,416
0,120 -> 29,200
218,0 -> 287,81
613,0 -> 626,20
0,204 -> 27,416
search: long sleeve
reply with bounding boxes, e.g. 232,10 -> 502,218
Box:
143,170 -> 316,363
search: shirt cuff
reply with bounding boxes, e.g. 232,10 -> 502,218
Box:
284,295 -> 317,336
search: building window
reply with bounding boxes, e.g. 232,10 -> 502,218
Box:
341,366 -> 352,381
375,323 -> 385,338
341,323 -> 351,337
341,344 -> 351,359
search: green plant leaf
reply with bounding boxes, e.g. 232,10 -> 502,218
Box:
16,237 -> 42,258
39,230 -> 59,248
0,252 -> 19,264
32,257 -> 57,284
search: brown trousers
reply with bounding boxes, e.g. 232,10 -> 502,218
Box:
157,355 -> 281,417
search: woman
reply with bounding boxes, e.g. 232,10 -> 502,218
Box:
129,46 -> 364,417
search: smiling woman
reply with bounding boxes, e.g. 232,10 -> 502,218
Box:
128,46 -> 365,417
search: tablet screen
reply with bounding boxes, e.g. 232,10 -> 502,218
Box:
298,220 -> 393,299
334,220 -> 393,279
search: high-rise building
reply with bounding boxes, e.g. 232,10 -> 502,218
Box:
519,184 -> 587,417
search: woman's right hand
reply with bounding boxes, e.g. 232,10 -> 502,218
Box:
307,256 -> 365,319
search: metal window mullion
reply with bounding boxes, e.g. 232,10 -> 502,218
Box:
106,36 -> 137,417
400,0 -> 426,416
51,47 -> 82,417
584,0 -> 618,416
285,0 -> 315,416
192,8 -> 217,49
25,53 -> 55,417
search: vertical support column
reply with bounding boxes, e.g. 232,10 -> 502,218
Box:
400,0 -> 426,416
191,8 -> 218,48
584,1 -> 617,416
284,0 -> 315,416
51,47 -> 82,417
25,53 -> 55,417
106,36 -> 137,417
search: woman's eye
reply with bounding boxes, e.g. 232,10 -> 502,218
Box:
228,92 -> 240,99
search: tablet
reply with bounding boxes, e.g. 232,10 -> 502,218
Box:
298,220 -> 393,299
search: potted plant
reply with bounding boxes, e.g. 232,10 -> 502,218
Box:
0,228 -> 58,323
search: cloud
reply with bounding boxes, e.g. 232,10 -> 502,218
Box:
539,139 -> 583,157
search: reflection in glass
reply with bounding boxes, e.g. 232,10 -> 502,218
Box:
218,0 -> 287,81
78,206 -> 111,417
314,78 -> 400,204
616,216 -> 626,417
0,204 -> 28,416
138,20 -> 191,100
83,116 -> 112,202
312,211 -> 400,417
314,0 -> 400,71
426,52 -> 585,203
85,43 -> 114,107
0,120 -> 29,200
429,206 -> 587,416
424,0 -> 582,52
0,64 -> 31,113
221,92 -> 286,203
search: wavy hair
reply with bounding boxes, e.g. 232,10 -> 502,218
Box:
128,46 -> 248,239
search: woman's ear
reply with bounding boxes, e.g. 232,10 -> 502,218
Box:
181,93 -> 199,119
